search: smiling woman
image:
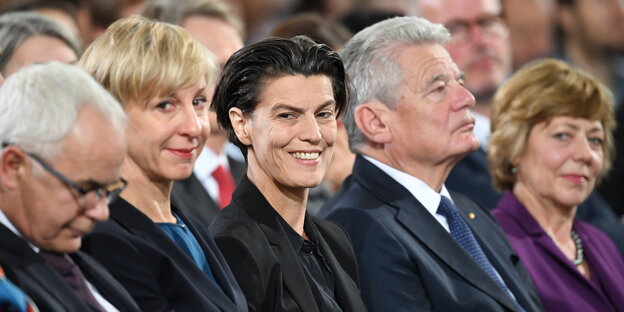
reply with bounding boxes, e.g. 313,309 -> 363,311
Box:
77,15 -> 248,311
488,58 -> 624,312
209,36 -> 367,311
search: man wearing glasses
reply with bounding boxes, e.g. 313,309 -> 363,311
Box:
0,62 -> 140,312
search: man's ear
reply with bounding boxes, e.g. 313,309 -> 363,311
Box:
353,101 -> 392,144
229,107 -> 252,146
0,146 -> 27,190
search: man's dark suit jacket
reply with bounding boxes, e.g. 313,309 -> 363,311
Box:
209,176 -> 367,312
172,155 -> 246,226
322,156 -> 544,312
81,198 -> 248,312
0,224 -> 140,312
447,148 -> 624,257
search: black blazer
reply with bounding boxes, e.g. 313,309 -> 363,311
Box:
0,224 -> 140,312
322,156 -> 544,312
172,156 -> 246,226
209,176 -> 367,312
81,198 -> 247,312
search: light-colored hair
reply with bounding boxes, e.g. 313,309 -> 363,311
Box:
489,58 -> 616,191
141,0 -> 244,38
339,16 -> 450,152
0,62 -> 126,160
0,11 -> 80,74
79,15 -> 218,107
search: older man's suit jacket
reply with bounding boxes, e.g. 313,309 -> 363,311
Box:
210,176 -> 367,312
0,224 -> 140,312
172,156 -> 246,226
81,198 -> 248,312
322,156 -> 544,312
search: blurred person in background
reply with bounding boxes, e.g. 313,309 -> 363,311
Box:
79,16 -> 247,311
489,58 -> 624,312
502,0 -> 556,69
0,11 -> 79,77
142,0 -> 248,227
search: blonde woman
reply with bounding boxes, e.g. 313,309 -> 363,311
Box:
79,16 -> 247,312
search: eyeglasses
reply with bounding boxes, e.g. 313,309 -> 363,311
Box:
2,143 -> 127,205
444,14 -> 507,45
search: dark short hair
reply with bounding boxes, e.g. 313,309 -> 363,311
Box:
212,35 -> 349,155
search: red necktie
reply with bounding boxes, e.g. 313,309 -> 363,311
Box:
212,164 -> 235,208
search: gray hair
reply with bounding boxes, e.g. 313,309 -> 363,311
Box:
0,11 -> 81,74
141,0 -> 245,37
0,62 -> 126,160
340,16 -> 450,152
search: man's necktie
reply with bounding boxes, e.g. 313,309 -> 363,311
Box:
39,251 -> 105,312
212,164 -> 235,208
437,196 -> 524,312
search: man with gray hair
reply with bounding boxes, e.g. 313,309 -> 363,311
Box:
321,17 -> 543,311
0,62 -> 140,311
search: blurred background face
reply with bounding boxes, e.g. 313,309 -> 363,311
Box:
181,15 -> 244,136
503,0 -> 555,69
2,35 -> 77,77
420,0 -> 512,100
513,116 -> 604,208
242,75 -> 337,189
15,106 -> 125,252
562,0 -> 624,51
124,78 -> 210,182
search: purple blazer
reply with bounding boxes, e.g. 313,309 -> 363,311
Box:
492,191 -> 624,312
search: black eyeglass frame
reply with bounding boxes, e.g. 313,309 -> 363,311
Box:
2,142 -> 127,204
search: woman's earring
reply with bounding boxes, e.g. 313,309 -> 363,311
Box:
510,167 -> 518,174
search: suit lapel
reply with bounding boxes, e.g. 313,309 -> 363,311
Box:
177,212 -> 241,311
313,221 -> 366,312
235,177 -> 319,312
0,225 -> 95,312
71,251 -> 139,312
109,198 -> 235,310
352,156 -> 519,311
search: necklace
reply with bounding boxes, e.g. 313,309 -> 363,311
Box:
570,230 -> 584,266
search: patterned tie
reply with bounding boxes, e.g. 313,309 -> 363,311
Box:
437,196 -> 524,312
212,164 -> 235,208
39,251 -> 105,312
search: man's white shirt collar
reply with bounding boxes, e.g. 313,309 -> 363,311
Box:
363,155 -> 452,232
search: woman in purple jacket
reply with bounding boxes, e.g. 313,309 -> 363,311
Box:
488,58 -> 624,312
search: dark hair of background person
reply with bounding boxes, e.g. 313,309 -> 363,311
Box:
212,35 -> 349,154
340,9 -> 404,35
269,12 -> 352,50
141,0 -> 244,38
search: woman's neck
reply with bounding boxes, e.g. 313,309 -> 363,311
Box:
513,183 -> 576,241
120,158 -> 175,223
247,161 -> 308,237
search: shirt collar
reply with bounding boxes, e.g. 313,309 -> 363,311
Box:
472,111 -> 490,151
193,146 -> 230,179
362,155 -> 453,217
0,209 -> 39,252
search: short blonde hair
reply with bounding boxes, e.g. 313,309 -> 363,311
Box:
79,15 -> 218,106
489,58 -> 616,191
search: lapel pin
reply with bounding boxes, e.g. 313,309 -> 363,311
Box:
468,212 -> 476,220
